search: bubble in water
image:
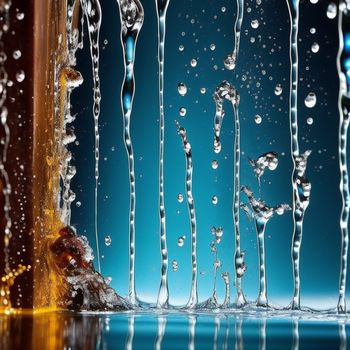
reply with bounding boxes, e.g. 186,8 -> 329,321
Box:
274,84 -> 283,96
76,201 -> 81,207
177,193 -> 184,203
307,117 -> 314,125
310,0 -> 318,3
105,276 -> 112,284
179,45 -> 184,52
212,195 -> 218,205
200,87 -> 206,94
210,43 -> 216,51
221,6 -> 226,13
211,226 -> 224,243
179,107 -> 187,117
304,92 -> 317,108
211,160 -> 219,169
178,82 -> 187,96
310,27 -> 316,34
190,58 -> 197,67
16,12 -> 24,20
172,260 -> 178,272
326,2 -> 337,19
224,54 -> 236,70
104,235 -> 112,246
251,19 -> 259,29
16,70 -> 25,82
311,42 -> 319,53
177,235 -> 186,247
13,50 -> 21,60
255,114 -> 262,124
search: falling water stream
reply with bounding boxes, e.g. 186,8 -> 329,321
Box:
156,0 -> 171,309
176,123 -> 198,308
286,0 -> 312,310
213,81 -> 246,307
117,0 -> 144,307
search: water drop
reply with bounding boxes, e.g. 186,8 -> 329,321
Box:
304,92 -> 317,108
177,193 -> 184,203
274,84 -> 283,96
311,42 -> 319,53
178,82 -> 187,96
326,2 -> 337,19
310,27 -> 316,34
210,43 -> 216,51
200,87 -> 206,94
16,12 -> 24,20
251,19 -> 259,29
16,70 -> 25,82
13,50 -> 21,60
211,160 -> 219,169
190,58 -> 197,67
172,260 -> 178,272
310,0 -> 318,3
76,201 -> 81,207
179,107 -> 187,117
179,45 -> 184,52
104,235 -> 112,246
177,235 -> 186,247
255,114 -> 262,124
221,6 -> 226,13
307,117 -> 314,125
212,195 -> 218,205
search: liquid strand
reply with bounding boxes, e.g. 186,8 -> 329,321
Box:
213,81 -> 246,306
224,0 -> 244,70
117,0 -> 144,307
286,0 -> 312,310
337,0 -> 350,313
156,0 -> 171,308
176,123 -> 198,308
81,0 -> 102,273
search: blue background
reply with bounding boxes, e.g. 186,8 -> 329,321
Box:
70,0 -> 343,308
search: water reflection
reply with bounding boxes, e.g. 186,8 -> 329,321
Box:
0,311 -> 348,349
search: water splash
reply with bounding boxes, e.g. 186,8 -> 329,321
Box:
224,0 -> 244,70
117,0 -> 144,307
286,0 -> 312,310
336,0 -> 350,314
176,123 -> 198,308
81,0 -> 102,273
241,186 -> 291,307
156,0 -> 171,309
249,152 -> 279,191
212,81 -> 246,306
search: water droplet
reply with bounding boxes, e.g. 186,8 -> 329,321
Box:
103,39 -> 108,45
104,235 -> 112,246
221,6 -> 226,12
212,195 -> 218,205
251,19 -> 259,29
210,43 -> 216,51
307,117 -> 314,125
255,114 -> 262,124
179,107 -> 186,117
177,235 -> 186,247
200,87 -> 206,94
179,45 -> 184,52
172,260 -> 178,272
76,201 -> 81,207
13,50 -> 21,60
304,92 -> 317,108
310,0 -> 318,3
211,160 -> 219,169
327,2 -> 337,19
16,70 -> 25,83
274,84 -> 283,96
105,276 -> 112,284
16,12 -> 24,20
311,42 -> 319,53
190,58 -> 197,67
177,193 -> 184,203
178,82 -> 187,96
310,27 -> 316,34
224,53 -> 236,70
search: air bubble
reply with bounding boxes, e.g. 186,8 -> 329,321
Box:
178,82 -> 187,96
326,3 -> 337,19
104,235 -> 112,246
16,70 -> 25,82
304,92 -> 317,108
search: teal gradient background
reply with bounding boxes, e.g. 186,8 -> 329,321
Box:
70,0 -> 344,308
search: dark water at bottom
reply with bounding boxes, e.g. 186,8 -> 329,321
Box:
1,310 -> 349,349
